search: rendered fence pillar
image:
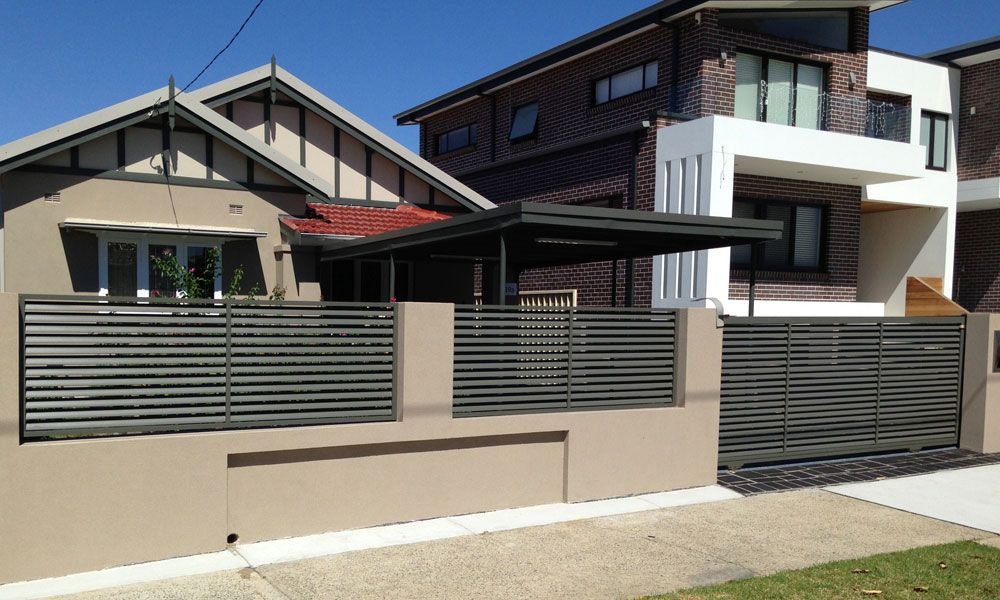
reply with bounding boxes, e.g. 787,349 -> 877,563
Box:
961,313 -> 1000,453
674,307 -> 724,468
394,302 -> 455,422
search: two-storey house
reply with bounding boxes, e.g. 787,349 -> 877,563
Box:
397,0 -> 962,316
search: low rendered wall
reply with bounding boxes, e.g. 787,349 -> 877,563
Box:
0,296 -> 722,584
961,313 -> 1000,453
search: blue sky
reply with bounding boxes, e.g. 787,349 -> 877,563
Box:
0,0 -> 995,151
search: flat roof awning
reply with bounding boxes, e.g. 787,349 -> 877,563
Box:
60,219 -> 268,239
321,202 -> 782,267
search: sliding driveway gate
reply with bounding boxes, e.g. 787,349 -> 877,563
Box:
20,296 -> 395,439
453,305 -> 676,415
719,316 -> 965,468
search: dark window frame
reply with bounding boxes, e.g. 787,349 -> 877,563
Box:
730,197 -> 828,273
592,60 -> 659,107
509,101 -> 540,143
436,124 -> 477,156
737,49 -> 829,129
719,9 -> 854,53
921,110 -> 949,171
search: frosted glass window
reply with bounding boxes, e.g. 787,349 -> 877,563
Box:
766,59 -> 794,126
594,61 -> 658,105
735,53 -> 763,121
795,64 -> 823,129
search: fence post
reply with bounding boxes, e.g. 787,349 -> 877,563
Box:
224,299 -> 232,424
567,307 -> 574,410
960,313 -> 1000,453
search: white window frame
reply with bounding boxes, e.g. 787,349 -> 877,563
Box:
97,233 -> 224,298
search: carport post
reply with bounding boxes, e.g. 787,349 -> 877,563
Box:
388,251 -> 396,302
498,234 -> 507,305
748,242 -> 759,317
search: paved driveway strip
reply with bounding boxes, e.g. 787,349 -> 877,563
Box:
52,488 -> 991,600
826,463 -> 1000,533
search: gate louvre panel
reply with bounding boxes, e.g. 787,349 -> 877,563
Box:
21,296 -> 396,439
227,303 -> 395,424
22,298 -> 229,436
453,306 -> 676,415
719,316 -> 964,467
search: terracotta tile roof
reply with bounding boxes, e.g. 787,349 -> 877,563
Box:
281,202 -> 451,237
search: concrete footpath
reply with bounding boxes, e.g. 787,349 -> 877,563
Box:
39,486 -> 995,600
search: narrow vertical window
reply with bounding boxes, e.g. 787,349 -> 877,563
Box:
735,54 -> 763,121
107,241 -> 137,297
920,111 -> 948,170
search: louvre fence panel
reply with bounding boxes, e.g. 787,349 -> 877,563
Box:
719,316 -> 965,467
21,296 -> 395,439
453,305 -> 675,415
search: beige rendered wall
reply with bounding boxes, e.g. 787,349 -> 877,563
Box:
0,300 -> 722,584
858,207 -> 949,315
961,313 -> 1000,453
0,171 -> 317,298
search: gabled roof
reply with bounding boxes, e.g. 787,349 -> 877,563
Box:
0,87 -> 333,199
925,35 -> 1000,67
281,202 -> 450,238
189,64 -> 496,212
394,0 -> 906,125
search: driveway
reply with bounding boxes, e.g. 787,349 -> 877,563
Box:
43,486 -> 993,600
827,463 -> 1000,534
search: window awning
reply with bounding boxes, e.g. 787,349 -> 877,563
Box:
320,202 -> 782,268
59,218 -> 268,239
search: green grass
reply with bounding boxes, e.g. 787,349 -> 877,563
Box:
643,541 -> 1000,600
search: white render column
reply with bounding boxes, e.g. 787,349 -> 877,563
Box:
652,126 -> 735,309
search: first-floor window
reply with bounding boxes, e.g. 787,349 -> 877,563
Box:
100,236 -> 222,298
730,199 -> 824,271
920,111 -> 948,170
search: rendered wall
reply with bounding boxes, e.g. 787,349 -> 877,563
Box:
0,299 -> 723,584
0,172 -> 318,298
961,313 -> 1000,454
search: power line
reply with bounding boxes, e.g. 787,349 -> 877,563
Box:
181,0 -> 266,92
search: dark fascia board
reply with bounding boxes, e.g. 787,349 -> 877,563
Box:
393,0 -> 702,125
320,202 -> 782,262
923,35 -> 1000,64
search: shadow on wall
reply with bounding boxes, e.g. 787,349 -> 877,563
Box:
222,239 -> 266,295
61,230 -> 99,293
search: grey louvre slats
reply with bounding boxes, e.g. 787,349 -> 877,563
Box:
21,296 -> 395,439
719,316 -> 964,467
453,306 -> 675,415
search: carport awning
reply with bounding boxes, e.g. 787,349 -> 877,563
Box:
320,202 -> 782,268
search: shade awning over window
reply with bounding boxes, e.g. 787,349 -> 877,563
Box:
320,202 -> 783,268
59,218 -> 268,239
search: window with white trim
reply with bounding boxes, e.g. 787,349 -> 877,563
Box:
99,235 -> 223,298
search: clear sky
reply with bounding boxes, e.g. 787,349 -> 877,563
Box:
0,0 -> 995,151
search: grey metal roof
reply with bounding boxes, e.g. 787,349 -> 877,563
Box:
189,64 -> 496,212
924,35 -> 1000,66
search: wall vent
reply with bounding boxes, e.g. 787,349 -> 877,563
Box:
229,204 -> 244,216
44,192 -> 61,203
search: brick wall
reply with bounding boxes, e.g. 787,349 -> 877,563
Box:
957,58 -> 1000,181
415,7 -> 871,307
954,208 -> 1000,312
728,174 -> 861,302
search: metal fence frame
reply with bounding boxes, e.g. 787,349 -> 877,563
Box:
719,315 -> 966,468
20,295 -> 397,440
453,304 -> 677,416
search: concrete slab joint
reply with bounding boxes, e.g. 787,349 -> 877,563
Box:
0,296 -> 723,585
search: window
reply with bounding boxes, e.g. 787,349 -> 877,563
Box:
436,124 -> 477,155
594,61 -> 658,105
509,102 -> 539,142
730,200 -> 824,271
327,259 -> 414,302
100,237 -> 223,298
719,10 -> 851,51
920,111 -> 948,170
735,52 -> 825,129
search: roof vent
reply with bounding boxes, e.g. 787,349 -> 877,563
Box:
44,192 -> 61,203
229,204 -> 244,216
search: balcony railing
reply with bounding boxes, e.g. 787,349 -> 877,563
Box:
666,79 -> 911,144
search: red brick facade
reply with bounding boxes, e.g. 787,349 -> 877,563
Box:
415,7 -> 871,306
954,209 -> 1000,312
956,58 -> 1000,182
728,175 -> 861,302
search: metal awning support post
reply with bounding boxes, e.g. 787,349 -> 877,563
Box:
748,242 -> 759,317
611,259 -> 618,307
388,250 -> 396,302
498,233 -> 507,305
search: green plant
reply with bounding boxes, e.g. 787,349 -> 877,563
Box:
150,247 -> 271,300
